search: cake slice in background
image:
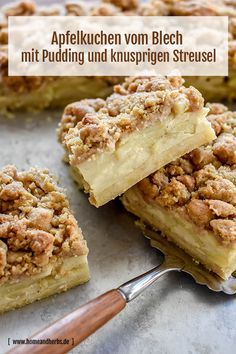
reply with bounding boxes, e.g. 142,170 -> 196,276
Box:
0,0 -> 235,113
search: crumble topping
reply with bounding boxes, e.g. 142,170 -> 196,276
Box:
2,76 -> 47,94
59,98 -> 106,145
163,0 -> 236,70
4,1 -> 36,16
137,103 -> 236,244
103,0 -> 139,11
58,76 -> 204,164
90,2 -> 124,16
141,0 -> 236,18
140,0 -> 169,16
165,0 -> 236,17
0,165 -> 88,285
65,2 -> 87,16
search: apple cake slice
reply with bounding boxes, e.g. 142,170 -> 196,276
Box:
58,76 -> 215,207
0,165 -> 89,313
122,103 -> 236,279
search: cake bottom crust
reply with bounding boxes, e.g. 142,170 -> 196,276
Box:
0,255 -> 89,313
122,187 -> 236,280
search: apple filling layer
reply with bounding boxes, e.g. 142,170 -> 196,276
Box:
122,187 -> 236,279
0,166 -> 89,313
122,103 -> 236,279
59,76 -> 215,207
0,255 -> 89,313
71,110 -> 214,207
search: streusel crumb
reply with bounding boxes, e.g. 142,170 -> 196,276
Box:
4,1 -> 36,16
103,0 -> 139,11
0,166 -> 88,284
165,0 -> 236,17
58,76 -> 204,165
138,103 -> 236,244
65,2 -> 87,16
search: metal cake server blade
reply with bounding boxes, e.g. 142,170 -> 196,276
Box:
141,224 -> 236,295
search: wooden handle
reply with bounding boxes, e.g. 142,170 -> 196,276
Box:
9,289 -> 126,354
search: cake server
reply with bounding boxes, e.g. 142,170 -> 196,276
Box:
9,226 -> 236,354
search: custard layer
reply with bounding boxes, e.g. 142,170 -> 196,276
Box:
122,187 -> 236,279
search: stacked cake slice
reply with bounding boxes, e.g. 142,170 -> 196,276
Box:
122,103 -> 236,279
58,76 -> 215,207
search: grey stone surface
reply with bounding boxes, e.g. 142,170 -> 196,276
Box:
0,110 -> 235,354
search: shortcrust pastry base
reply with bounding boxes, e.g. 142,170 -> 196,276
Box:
70,109 -> 215,207
0,255 -> 89,313
122,187 -> 236,280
